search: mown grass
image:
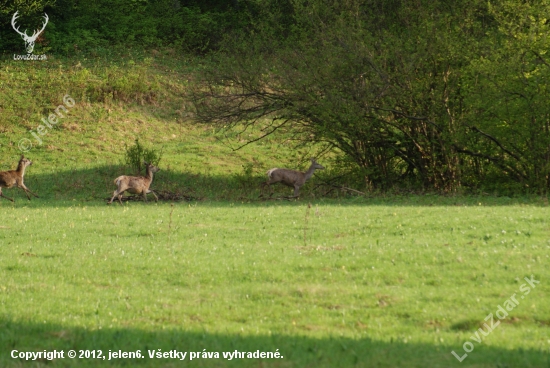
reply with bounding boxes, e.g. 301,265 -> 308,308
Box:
0,51 -> 549,367
1,199 -> 549,367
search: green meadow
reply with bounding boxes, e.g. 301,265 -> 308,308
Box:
0,55 -> 549,367
2,198 -> 549,367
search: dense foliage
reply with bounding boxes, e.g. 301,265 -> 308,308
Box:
192,0 -> 550,194
0,0 -> 247,54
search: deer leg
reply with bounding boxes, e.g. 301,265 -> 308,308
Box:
0,189 -> 14,202
149,190 -> 159,202
292,185 -> 300,198
113,186 -> 128,205
117,187 -> 128,205
20,187 -> 32,200
22,188 -> 31,200
142,192 -> 148,202
22,185 -> 39,198
109,189 -> 121,205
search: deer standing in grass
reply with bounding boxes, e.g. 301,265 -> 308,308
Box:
262,158 -> 325,198
0,155 -> 39,202
109,162 -> 160,205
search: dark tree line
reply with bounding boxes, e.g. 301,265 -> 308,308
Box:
0,0 -> 250,54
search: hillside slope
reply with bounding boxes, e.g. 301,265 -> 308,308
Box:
0,50 -> 329,202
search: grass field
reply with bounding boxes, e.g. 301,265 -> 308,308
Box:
1,197 -> 548,367
0,52 -> 549,367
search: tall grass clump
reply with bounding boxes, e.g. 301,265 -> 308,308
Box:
124,138 -> 163,175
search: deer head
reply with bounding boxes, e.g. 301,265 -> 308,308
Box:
11,11 -> 49,54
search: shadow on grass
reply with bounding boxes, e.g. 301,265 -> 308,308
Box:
0,318 -> 546,368
0,166 -> 546,208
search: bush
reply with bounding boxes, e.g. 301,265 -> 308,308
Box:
124,138 -> 163,175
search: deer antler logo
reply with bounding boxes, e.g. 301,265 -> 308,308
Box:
11,11 -> 49,54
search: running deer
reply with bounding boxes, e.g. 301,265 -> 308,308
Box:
108,162 -> 160,205
0,155 -> 39,202
262,158 -> 325,198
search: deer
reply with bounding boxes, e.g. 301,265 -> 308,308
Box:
0,155 -> 39,202
11,11 -> 49,54
262,158 -> 325,198
108,162 -> 160,205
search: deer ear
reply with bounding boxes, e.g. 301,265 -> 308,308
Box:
144,161 -> 149,166
20,155 -> 24,159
